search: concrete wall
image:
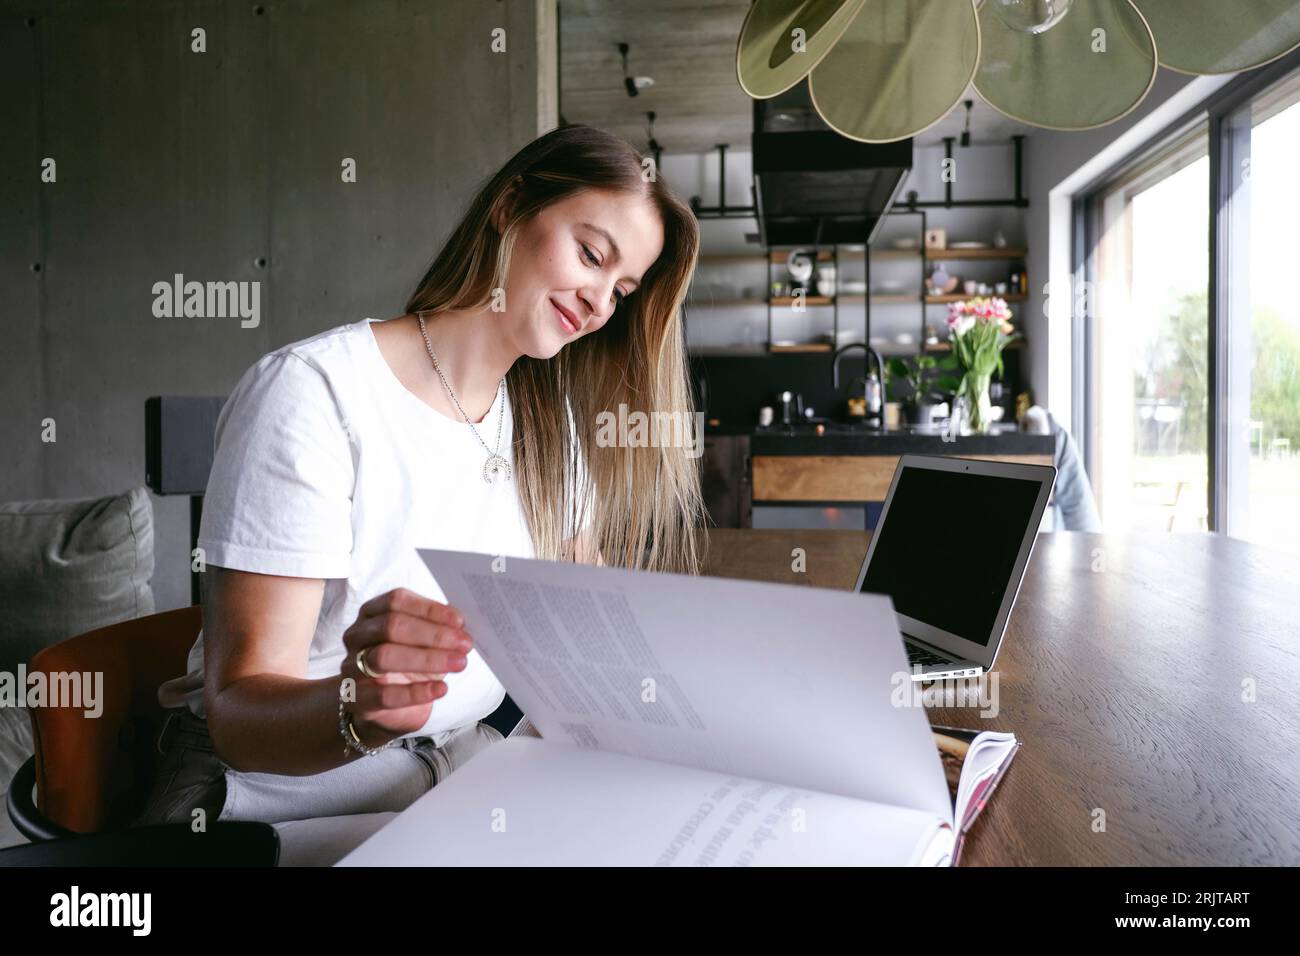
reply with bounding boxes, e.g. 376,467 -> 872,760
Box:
1,0 -> 557,612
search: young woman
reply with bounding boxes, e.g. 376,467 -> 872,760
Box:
135,124 -> 708,861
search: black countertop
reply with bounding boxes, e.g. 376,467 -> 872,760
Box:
702,420 -> 755,436
704,419 -> 1054,456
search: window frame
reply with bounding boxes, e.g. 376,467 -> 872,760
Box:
1072,45 -> 1300,533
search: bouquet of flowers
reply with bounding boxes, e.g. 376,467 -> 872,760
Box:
946,297 -> 1018,433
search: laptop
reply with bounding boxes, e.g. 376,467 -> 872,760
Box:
852,454 -> 1057,681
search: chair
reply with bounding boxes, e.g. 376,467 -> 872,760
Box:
0,819 -> 279,866
1167,480 -> 1209,532
4,605 -> 278,865
1021,407 -> 1102,531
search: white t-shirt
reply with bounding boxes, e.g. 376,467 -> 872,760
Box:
160,317 -> 562,747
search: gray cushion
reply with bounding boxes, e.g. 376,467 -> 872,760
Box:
0,705 -> 32,849
0,487 -> 155,674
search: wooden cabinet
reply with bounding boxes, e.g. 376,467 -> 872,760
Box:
700,434 -> 751,528
751,452 -> 1053,502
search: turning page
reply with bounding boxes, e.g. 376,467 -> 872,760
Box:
418,548 -> 953,823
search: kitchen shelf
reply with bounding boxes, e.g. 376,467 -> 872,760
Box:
767,250 -> 834,263
690,294 -> 916,307
924,339 -> 1025,352
770,296 -> 833,307
926,248 -> 1026,261
769,342 -> 833,353
925,293 -> 1027,304
689,343 -> 858,356
697,253 -> 768,264
687,228 -> 1029,363
688,345 -> 769,357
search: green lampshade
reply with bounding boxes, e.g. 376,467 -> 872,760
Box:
1133,0 -> 1300,74
809,0 -> 981,143
975,0 -> 1157,130
737,0 -> 868,99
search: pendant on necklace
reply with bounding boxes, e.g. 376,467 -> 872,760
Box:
483,454 -> 511,484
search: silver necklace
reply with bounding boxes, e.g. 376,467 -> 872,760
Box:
416,312 -> 511,484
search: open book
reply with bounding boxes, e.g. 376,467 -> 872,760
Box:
338,550 -> 1019,867
931,725 -> 1020,865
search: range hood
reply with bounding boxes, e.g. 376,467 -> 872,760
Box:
752,78 -> 912,246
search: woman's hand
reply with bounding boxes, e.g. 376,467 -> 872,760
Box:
338,587 -> 472,747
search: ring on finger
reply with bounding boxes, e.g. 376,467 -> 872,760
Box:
355,645 -> 382,679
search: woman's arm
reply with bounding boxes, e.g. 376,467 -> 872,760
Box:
201,567 -> 467,776
202,566 -> 375,776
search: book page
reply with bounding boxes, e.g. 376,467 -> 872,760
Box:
933,725 -> 1019,834
338,736 -> 952,867
418,548 -> 953,822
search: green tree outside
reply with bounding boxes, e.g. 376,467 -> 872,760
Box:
1134,290 -> 1300,453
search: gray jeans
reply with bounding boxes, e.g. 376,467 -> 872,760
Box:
134,707 -> 504,829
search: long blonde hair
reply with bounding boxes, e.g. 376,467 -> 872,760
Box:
404,124 -> 707,574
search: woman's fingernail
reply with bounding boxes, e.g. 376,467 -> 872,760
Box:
451,654 -> 467,668
457,637 -> 472,651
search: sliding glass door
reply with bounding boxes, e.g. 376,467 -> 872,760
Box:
1219,71 -> 1300,553
1080,55 -> 1300,555
1090,128 -> 1210,533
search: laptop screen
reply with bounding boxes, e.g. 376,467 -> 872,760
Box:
859,464 -> 1044,647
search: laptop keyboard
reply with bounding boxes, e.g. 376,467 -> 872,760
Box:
905,642 -> 951,667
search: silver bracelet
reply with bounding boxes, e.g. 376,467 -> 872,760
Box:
338,697 -> 398,757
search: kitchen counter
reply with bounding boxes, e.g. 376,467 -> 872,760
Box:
699,420 -> 1056,525
702,420 -> 754,436
750,426 -> 1054,456
745,424 -> 1054,503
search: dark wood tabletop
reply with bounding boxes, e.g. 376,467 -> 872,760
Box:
512,529 -> 1300,865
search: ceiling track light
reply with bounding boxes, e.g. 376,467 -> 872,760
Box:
619,42 -> 654,98
619,43 -> 636,97
645,110 -> 662,169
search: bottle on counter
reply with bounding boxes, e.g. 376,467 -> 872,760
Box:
865,371 -> 883,426
1014,391 -> 1031,424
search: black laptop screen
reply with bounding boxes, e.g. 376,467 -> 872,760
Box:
859,465 -> 1043,646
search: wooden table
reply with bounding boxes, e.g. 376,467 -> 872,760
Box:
514,529 -> 1300,865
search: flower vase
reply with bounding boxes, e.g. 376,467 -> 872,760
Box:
961,372 -> 993,435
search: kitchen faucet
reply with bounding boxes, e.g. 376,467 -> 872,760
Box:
832,342 -> 885,425
831,342 -> 884,391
